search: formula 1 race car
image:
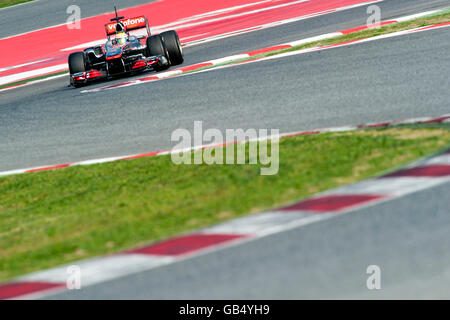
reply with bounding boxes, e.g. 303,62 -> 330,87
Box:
68,7 -> 184,88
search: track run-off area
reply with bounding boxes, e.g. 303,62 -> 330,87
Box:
1,0 -> 450,299
0,0 -> 381,87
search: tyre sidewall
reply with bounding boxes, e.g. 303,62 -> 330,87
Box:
160,30 -> 184,65
68,52 -> 86,75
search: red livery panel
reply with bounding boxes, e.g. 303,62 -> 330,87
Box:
105,16 -> 148,36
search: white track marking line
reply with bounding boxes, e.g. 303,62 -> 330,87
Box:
180,33 -> 209,41
19,254 -> 174,286
61,40 -> 106,52
420,154 -> 450,166
0,64 -> 67,86
157,0 -> 276,29
158,0 -> 309,32
0,73 -> 68,93
71,156 -> 124,166
0,57 -> 54,73
200,211 -> 311,235
324,177 -> 450,197
156,70 -> 183,78
209,54 -> 251,65
0,169 -> 28,177
395,9 -> 449,22
288,32 -> 343,46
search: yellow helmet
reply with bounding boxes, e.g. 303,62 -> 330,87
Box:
115,32 -> 128,45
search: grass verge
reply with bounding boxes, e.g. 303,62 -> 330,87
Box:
1,124 -> 449,282
0,0 -> 33,9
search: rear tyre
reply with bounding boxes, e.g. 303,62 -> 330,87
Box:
146,35 -> 169,71
160,30 -> 184,66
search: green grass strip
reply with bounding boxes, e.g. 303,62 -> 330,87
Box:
0,0 -> 34,9
0,124 -> 449,282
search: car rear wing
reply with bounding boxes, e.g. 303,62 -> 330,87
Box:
105,16 -> 151,38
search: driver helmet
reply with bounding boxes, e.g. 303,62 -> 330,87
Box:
115,31 -> 128,45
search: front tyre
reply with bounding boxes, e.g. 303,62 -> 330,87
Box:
160,30 -> 184,66
146,35 -> 169,71
68,52 -> 86,87
68,52 -> 86,74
